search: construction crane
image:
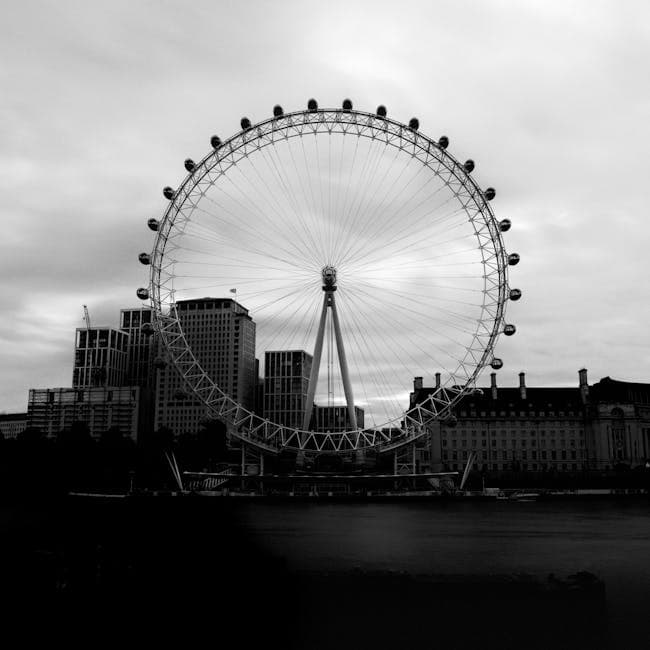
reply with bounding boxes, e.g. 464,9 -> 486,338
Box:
82,304 -> 91,329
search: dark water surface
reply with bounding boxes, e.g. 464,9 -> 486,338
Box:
237,499 -> 650,647
2,497 -> 648,648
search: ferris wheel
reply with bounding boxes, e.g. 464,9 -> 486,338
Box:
137,99 -> 521,455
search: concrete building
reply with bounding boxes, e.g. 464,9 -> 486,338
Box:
72,327 -> 129,389
409,369 -> 650,474
311,404 -> 365,433
0,413 -> 28,439
155,298 -> 256,436
27,387 -> 140,440
264,350 -> 312,429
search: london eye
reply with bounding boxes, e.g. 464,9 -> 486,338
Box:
138,99 -> 521,455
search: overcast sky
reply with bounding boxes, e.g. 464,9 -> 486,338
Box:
2,0 -> 649,414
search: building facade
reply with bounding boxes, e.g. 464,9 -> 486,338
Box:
263,350 -> 312,429
311,405 -> 365,433
585,375 -> 650,469
155,298 -> 256,436
408,370 -> 650,474
27,387 -> 140,440
72,327 -> 129,388
120,308 -> 156,387
0,413 -> 28,439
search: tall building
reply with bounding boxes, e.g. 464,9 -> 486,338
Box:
155,298 -> 256,436
120,308 -> 155,387
409,369 -> 650,474
120,307 -> 157,438
73,327 -> 129,388
264,350 -> 313,429
311,405 -> 365,432
27,387 -> 140,440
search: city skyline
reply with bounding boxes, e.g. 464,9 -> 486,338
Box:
3,1 -> 650,414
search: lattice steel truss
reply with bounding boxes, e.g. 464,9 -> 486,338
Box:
143,105 -> 515,455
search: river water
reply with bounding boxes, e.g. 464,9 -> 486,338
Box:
1,496 -> 648,648
233,498 -> 650,647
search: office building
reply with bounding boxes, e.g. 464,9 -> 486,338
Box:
72,327 -> 129,388
0,413 -> 28,439
120,307 -> 156,387
311,404 -> 365,433
155,298 -> 256,436
27,387 -> 140,440
264,350 -> 312,429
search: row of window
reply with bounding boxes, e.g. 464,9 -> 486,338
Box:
444,463 -> 585,472
442,449 -> 583,461
459,410 -> 579,418
443,428 -> 582,437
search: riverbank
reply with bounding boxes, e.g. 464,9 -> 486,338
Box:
66,486 -> 650,501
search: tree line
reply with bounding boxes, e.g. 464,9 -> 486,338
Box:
0,418 -> 229,497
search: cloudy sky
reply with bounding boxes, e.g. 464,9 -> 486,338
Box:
2,0 -> 649,414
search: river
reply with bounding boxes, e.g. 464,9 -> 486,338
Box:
1,496 -> 648,648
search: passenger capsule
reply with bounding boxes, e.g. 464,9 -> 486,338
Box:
184,158 -> 195,172
141,322 -> 154,336
509,288 -> 522,301
153,357 -> 167,369
307,98 -> 318,112
508,253 -> 520,266
445,415 -> 458,428
240,117 -> 251,130
163,186 -> 175,200
136,288 -> 149,300
210,135 -> 222,149
409,117 -> 419,130
342,98 -> 353,111
499,219 -> 511,232
491,358 -> 504,370
438,135 -> 449,149
173,389 -> 187,401
273,104 -> 283,117
138,253 -> 151,265
376,105 -> 387,118
464,159 -> 475,173
484,187 -> 496,200
504,324 -> 516,336
147,218 -> 159,232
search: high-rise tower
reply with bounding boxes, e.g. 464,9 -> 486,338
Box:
264,350 -> 312,429
155,298 -> 256,436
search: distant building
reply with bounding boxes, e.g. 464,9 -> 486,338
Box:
120,308 -> 156,387
0,412 -> 27,439
408,370 -> 650,473
72,327 -> 129,388
120,307 -> 157,437
155,298 -> 256,436
311,405 -> 364,433
264,350 -> 312,429
27,387 -> 140,440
